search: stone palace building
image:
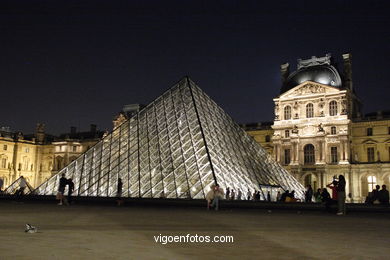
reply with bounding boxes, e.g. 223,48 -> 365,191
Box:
243,53 -> 390,202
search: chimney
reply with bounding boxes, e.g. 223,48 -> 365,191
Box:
70,126 -> 77,134
90,124 -> 97,133
35,123 -> 45,143
280,63 -> 290,85
342,53 -> 353,91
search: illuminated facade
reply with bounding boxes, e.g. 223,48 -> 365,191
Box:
36,77 -> 305,199
0,124 -> 104,189
244,54 -> 390,202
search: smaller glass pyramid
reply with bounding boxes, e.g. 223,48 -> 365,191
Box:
4,176 -> 34,195
35,77 -> 305,199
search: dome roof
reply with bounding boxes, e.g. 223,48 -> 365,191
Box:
280,64 -> 342,94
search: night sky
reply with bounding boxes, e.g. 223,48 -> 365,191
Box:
1,0 -> 390,135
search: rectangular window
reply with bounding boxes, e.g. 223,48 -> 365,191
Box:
285,130 -> 290,138
367,128 -> 373,136
284,149 -> 291,165
72,146 -> 77,152
25,147 -> 29,153
3,145 -> 7,150
367,147 -> 375,162
331,147 -> 338,163
1,158 -> 6,168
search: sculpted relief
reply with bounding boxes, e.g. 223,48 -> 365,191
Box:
284,83 -> 327,98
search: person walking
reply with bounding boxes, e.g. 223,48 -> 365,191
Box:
57,174 -> 68,205
336,175 -> 346,215
117,178 -> 123,206
67,178 -> 74,204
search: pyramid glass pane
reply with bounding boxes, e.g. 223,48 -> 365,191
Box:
35,77 -> 305,199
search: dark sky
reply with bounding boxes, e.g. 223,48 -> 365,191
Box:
1,0 -> 390,135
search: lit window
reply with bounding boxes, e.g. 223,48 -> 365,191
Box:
284,149 -> 291,165
329,101 -> 338,116
284,106 -> 291,120
304,144 -> 315,165
331,147 -> 338,163
367,128 -> 373,136
306,103 -> 314,118
367,176 -> 377,192
285,130 -> 290,138
367,147 -> 375,162
331,126 -> 337,135
1,158 -> 6,168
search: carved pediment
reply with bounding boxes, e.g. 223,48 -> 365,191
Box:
280,81 -> 340,98
361,138 -> 378,144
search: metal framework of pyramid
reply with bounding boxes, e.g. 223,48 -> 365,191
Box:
36,77 -> 304,199
4,176 -> 34,195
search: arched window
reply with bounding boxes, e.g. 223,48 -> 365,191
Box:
306,103 -> 314,118
329,101 -> 338,116
367,176 -> 376,192
304,144 -> 315,165
331,126 -> 337,135
284,106 -> 291,120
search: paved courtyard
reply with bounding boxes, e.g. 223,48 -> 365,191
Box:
1,201 -> 390,260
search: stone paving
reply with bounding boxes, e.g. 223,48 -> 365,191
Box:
1,201 -> 390,260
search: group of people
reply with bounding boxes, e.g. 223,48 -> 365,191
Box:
304,175 -> 347,215
57,173 -> 75,206
365,185 -> 389,205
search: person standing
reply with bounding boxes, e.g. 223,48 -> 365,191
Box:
225,187 -> 230,200
18,176 -> 27,196
237,189 -> 242,200
117,178 -> 123,206
57,174 -> 67,205
230,189 -> 235,200
206,185 -> 215,210
276,191 -> 281,202
67,178 -> 75,204
305,185 -> 313,203
267,191 -> 271,202
336,175 -> 346,215
247,189 -> 251,200
379,185 -> 389,205
210,184 -> 224,211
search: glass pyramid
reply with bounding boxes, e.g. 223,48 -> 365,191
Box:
35,77 -> 304,199
4,176 -> 34,195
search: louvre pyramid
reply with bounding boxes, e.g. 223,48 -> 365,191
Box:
36,77 -> 304,199
5,176 -> 34,195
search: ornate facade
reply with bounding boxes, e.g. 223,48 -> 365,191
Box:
245,54 -> 390,202
0,124 -> 104,189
